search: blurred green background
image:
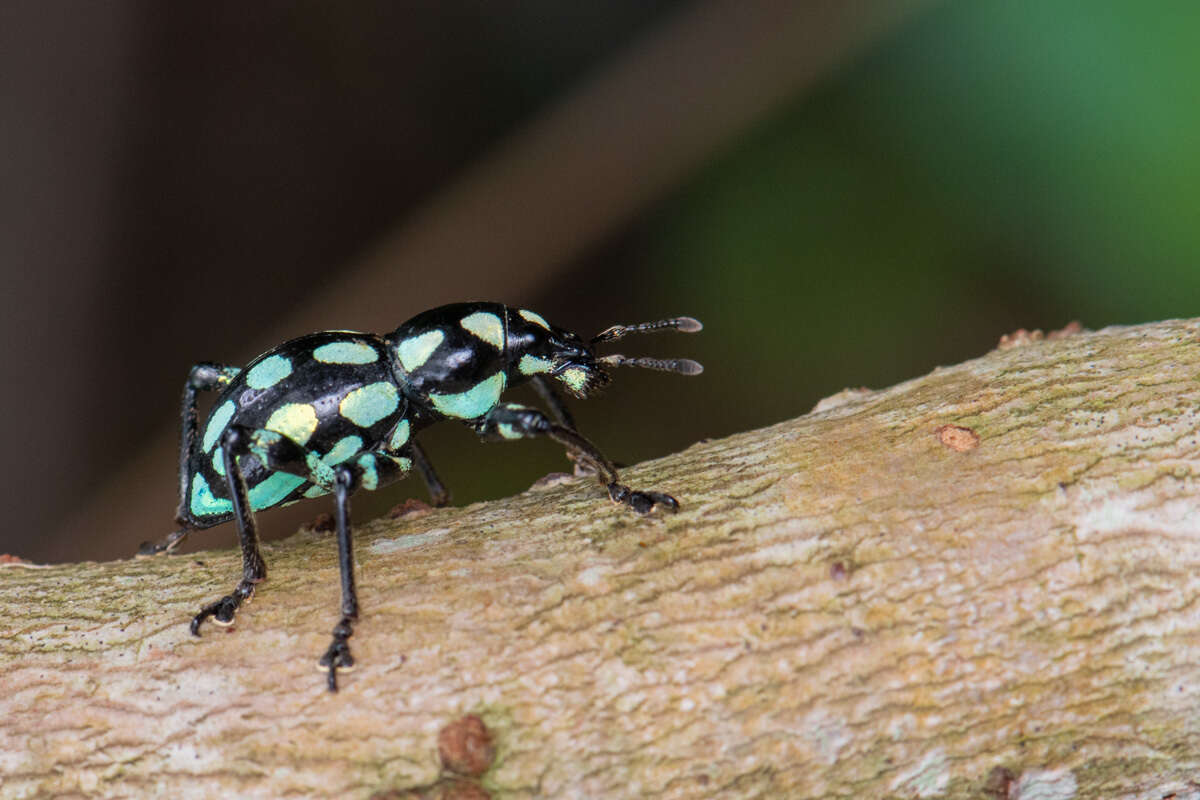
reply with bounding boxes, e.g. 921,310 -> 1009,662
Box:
3,0 -> 1198,562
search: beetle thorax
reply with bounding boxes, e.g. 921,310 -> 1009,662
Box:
385,303 -> 512,420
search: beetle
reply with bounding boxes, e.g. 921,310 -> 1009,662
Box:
146,302 -> 702,691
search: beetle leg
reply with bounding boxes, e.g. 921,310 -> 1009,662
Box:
191,426 -> 267,634
140,362 -> 242,556
317,465 -> 359,692
409,441 -> 450,507
235,429 -> 416,691
136,527 -> 191,558
175,363 -> 242,527
530,375 -> 597,477
475,403 -> 679,514
531,375 -> 578,431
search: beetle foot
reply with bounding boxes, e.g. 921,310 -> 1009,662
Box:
316,616 -> 356,692
191,579 -> 256,635
136,528 -> 190,558
607,482 -> 679,514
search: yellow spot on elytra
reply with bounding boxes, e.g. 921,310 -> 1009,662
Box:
265,403 -> 319,445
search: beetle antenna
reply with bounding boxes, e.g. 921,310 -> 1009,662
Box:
596,355 -> 704,375
591,316 -> 702,345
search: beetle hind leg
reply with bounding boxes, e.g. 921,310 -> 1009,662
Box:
191,426 -> 267,635
140,362 -> 241,558
136,527 -> 192,557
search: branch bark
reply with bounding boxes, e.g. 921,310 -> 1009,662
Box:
5,318 -> 1200,799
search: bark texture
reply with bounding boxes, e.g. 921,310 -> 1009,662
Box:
4,318 -> 1200,799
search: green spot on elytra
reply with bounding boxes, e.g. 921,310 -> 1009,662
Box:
190,473 -> 232,517
340,382 -> 400,427
314,341 -> 378,365
323,435 -> 363,465
396,330 -> 444,372
248,472 -> 305,510
430,372 -> 505,419
245,355 -> 293,390
202,400 -> 236,452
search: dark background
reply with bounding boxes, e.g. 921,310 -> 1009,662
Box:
4,1 -> 1199,563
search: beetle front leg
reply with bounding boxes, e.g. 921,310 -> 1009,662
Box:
476,403 -> 679,514
531,375 -> 578,431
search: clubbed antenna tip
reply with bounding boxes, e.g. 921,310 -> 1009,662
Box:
597,355 -> 704,376
591,316 -> 703,345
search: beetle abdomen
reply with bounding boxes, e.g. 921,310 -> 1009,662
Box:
184,331 -> 406,526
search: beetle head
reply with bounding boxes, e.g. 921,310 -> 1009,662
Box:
506,309 -> 703,399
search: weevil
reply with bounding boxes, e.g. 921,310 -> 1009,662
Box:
147,302 -> 702,691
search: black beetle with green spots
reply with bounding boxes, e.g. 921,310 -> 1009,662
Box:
144,302 -> 702,691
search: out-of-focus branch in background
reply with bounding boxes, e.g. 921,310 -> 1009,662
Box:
52,0 -> 936,561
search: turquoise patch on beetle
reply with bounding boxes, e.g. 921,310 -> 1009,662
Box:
303,484 -> 329,499
202,400 -> 237,452
518,354 -> 554,375
340,381 -> 400,427
519,309 -> 551,330
190,473 -> 233,516
388,419 -> 410,450
314,341 -> 378,365
246,429 -> 284,466
561,368 -> 588,393
429,372 -> 505,419
305,452 -> 335,489
248,472 -> 306,510
357,453 -> 380,491
302,435 -> 364,490
245,354 -> 293,390
396,330 -> 444,372
382,453 -> 412,472
460,312 -> 505,350
324,435 -> 363,465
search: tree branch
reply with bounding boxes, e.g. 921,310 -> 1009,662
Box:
5,318 -> 1200,798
